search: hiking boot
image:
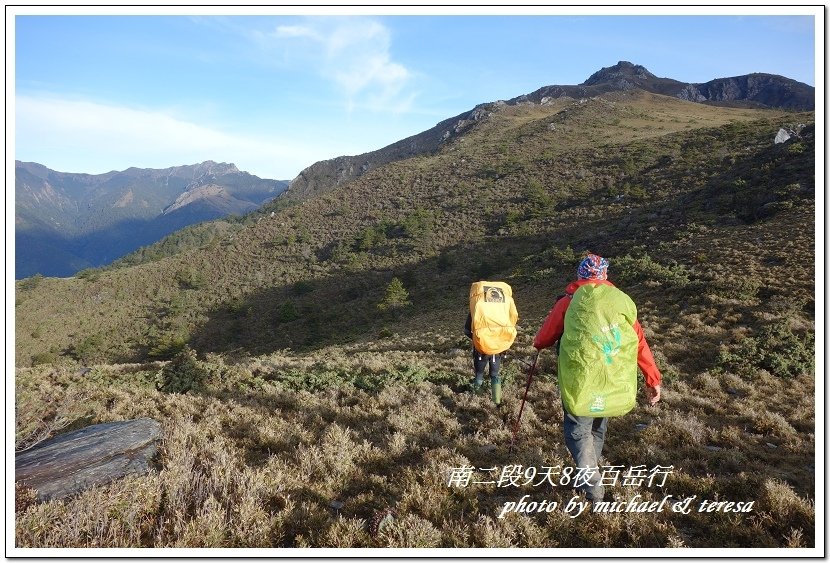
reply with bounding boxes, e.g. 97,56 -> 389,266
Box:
491,378 -> 502,405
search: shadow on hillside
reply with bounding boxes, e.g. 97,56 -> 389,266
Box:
179,181 -> 803,400
185,208 -> 651,358
18,209 -> 238,279
192,376 -> 570,538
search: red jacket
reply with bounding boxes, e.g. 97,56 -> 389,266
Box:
533,279 -> 662,388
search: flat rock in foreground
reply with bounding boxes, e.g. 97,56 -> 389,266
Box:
15,418 -> 162,502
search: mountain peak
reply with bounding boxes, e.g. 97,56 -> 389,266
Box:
581,61 -> 657,86
191,161 -> 240,176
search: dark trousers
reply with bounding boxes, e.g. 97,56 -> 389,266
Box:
472,349 -> 502,385
563,410 -> 608,502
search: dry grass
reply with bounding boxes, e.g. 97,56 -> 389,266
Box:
14,327 -> 816,549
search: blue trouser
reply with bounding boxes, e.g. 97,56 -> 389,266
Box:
563,410 -> 608,502
472,349 -> 501,385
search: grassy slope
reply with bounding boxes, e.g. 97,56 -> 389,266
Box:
14,91 -> 816,548
14,92 -> 813,363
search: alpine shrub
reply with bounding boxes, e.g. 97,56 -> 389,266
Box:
717,325 -> 814,379
156,347 -> 208,393
18,274 -> 44,291
613,253 -> 691,287
31,352 -> 58,366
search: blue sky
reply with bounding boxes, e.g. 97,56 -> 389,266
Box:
10,7 -> 821,181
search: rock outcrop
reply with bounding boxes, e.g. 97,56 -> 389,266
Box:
15,418 -> 162,502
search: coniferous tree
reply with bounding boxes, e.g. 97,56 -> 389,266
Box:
378,277 -> 411,318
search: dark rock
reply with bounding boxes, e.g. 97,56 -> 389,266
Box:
15,418 -> 162,502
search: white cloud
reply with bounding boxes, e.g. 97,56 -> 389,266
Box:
275,24 -> 321,40
14,94 -> 329,179
273,17 -> 413,113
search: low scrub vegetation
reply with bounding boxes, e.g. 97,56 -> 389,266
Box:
14,330 -> 814,549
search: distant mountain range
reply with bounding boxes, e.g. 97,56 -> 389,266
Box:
285,61 -> 814,201
15,161 -> 288,278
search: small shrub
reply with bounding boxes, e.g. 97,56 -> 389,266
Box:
610,181 -> 647,200
556,245 -> 580,264
156,347 -> 208,394
16,384 -> 93,452
386,364 -> 431,386
293,280 -> 315,295
322,517 -> 370,548
758,479 -> 814,540
76,268 -> 101,282
269,367 -> 349,392
378,278 -> 411,312
710,276 -> 761,300
354,225 -> 385,252
377,513 -> 443,548
717,324 -> 814,379
503,209 -> 523,231
525,179 -> 554,218
147,330 -> 188,360
659,410 -> 707,447
613,253 -> 691,287
69,334 -> 106,364
278,301 -> 300,322
18,274 -> 44,291
15,482 -> 38,514
31,352 -> 58,366
752,411 -> 797,438
400,208 -> 435,239
175,268 -> 206,290
787,142 -> 805,154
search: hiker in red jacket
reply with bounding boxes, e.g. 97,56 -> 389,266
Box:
534,254 -> 661,503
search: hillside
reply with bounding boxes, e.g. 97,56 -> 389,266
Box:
15,160 -> 288,278
14,87 -> 816,549
283,61 -> 813,203
14,90 -> 814,366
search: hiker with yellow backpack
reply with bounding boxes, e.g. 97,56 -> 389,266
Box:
465,281 -> 519,406
533,254 -> 662,504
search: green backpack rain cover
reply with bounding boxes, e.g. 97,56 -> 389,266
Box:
559,283 -> 639,417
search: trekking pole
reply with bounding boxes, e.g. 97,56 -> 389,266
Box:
508,353 -> 533,369
508,351 -> 540,454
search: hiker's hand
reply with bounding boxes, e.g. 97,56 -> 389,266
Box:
645,385 -> 661,406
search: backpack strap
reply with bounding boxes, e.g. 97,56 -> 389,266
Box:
553,293 -> 568,355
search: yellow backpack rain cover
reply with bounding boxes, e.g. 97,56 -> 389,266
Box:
469,281 -> 519,355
